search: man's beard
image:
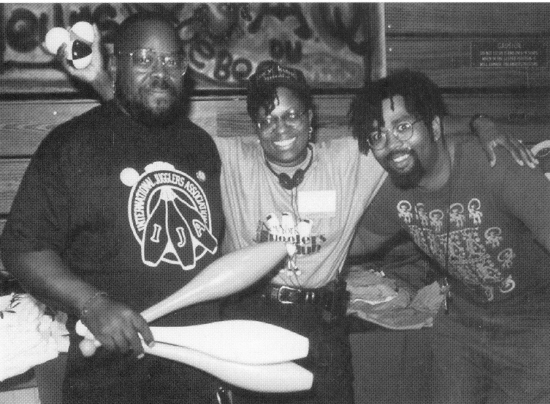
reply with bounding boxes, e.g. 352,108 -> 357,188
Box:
386,149 -> 426,190
116,78 -> 182,127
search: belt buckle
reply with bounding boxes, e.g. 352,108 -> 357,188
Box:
277,285 -> 297,304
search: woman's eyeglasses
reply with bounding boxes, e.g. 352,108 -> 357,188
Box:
256,110 -> 307,132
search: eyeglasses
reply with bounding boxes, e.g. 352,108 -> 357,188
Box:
367,119 -> 422,150
118,48 -> 188,75
256,110 -> 307,132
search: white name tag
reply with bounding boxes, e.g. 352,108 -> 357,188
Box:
297,190 -> 336,216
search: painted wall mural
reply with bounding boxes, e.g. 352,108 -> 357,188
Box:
0,3 -> 371,92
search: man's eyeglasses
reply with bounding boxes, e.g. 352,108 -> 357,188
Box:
118,48 -> 188,75
257,110 -> 307,132
367,119 -> 422,150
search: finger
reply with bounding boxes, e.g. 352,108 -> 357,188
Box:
95,332 -> 117,352
508,136 -> 540,167
91,23 -> 101,52
133,316 -> 155,348
123,326 -> 145,357
109,329 -> 133,354
527,149 -> 540,166
485,141 -> 497,167
511,138 -> 533,165
56,43 -> 66,62
501,142 -> 524,166
58,43 -> 75,73
517,145 -> 537,168
517,140 -> 539,167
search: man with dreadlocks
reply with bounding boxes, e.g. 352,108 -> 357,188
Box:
350,69 -> 550,404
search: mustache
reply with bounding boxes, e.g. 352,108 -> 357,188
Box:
149,77 -> 177,92
386,148 -> 412,162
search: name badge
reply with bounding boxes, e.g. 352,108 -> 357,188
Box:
297,190 -> 336,217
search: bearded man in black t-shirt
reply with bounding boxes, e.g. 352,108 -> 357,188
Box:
0,12 -> 227,404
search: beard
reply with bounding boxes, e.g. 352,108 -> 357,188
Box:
386,149 -> 426,190
116,77 -> 182,127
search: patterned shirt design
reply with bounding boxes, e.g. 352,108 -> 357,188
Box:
396,197 -> 516,301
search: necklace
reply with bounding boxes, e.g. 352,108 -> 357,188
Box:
264,146 -> 315,287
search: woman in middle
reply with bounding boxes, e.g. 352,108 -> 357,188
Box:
216,61 -> 383,403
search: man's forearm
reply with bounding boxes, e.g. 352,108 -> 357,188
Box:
2,249 -> 102,316
443,115 -> 487,136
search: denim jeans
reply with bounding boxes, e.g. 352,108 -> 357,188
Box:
432,294 -> 550,404
221,289 -> 354,404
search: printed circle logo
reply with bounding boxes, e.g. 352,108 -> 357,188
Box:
121,162 -> 218,270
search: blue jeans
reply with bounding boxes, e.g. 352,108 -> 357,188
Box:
221,290 -> 354,404
432,294 -> 550,404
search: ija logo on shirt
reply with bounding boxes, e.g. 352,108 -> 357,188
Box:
120,162 -> 218,270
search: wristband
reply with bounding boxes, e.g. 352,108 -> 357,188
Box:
80,291 -> 108,318
469,113 -> 487,133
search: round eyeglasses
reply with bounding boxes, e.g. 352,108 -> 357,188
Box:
367,119 -> 422,150
118,48 -> 189,75
256,110 -> 307,133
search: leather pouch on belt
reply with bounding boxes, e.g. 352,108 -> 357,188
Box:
322,280 -> 350,324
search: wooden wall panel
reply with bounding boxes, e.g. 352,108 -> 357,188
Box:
386,39 -> 550,88
444,93 -> 550,119
0,101 -> 98,157
385,3 -> 550,88
0,220 -> 4,271
0,159 -> 28,216
0,96 -> 355,157
386,3 -> 550,35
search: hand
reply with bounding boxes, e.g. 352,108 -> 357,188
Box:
485,136 -> 539,168
57,24 -> 104,83
473,116 -> 539,168
80,294 -> 154,357
57,24 -> 114,101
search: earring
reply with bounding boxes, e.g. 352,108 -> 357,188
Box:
308,126 -> 313,141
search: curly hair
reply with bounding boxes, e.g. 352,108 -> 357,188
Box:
348,69 -> 447,154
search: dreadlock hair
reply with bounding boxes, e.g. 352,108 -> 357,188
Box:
348,69 -> 448,155
114,12 -> 181,55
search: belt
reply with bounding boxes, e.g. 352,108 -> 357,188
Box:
262,284 -> 334,306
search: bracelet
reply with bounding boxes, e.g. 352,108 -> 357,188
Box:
469,113 -> 487,133
80,291 -> 108,318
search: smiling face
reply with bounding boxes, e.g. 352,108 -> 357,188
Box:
256,86 -> 312,167
372,95 -> 440,189
115,19 -> 184,126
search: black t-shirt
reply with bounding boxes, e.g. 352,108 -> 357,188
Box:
1,101 -> 225,326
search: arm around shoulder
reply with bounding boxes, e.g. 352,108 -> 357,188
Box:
349,219 -> 394,258
496,158 -> 550,254
443,114 -> 537,168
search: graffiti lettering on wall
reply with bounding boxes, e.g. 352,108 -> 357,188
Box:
0,3 -> 369,90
